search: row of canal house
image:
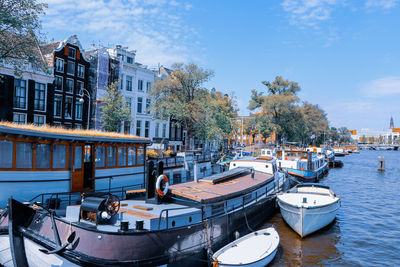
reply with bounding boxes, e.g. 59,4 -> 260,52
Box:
0,35 -> 185,150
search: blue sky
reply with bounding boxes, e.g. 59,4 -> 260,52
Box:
41,0 -> 400,130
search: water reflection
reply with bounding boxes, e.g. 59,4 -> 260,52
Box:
263,213 -> 341,266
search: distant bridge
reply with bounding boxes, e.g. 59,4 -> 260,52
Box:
358,144 -> 399,150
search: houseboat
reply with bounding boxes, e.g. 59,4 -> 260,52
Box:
0,124 -> 290,266
306,146 -> 335,162
276,149 -> 328,182
0,123 -> 151,208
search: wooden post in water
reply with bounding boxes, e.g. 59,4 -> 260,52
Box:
378,156 -> 385,172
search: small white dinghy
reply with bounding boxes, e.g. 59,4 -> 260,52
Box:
212,227 -> 279,267
277,183 -> 340,238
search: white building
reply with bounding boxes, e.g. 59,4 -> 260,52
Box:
90,45 -> 169,145
350,128 -> 400,144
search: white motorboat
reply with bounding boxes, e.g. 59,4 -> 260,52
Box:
212,227 -> 280,267
277,184 -> 340,238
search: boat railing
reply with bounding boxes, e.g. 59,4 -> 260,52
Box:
157,184 -> 274,230
29,182 -> 144,209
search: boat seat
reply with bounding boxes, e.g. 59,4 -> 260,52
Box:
118,208 -> 161,220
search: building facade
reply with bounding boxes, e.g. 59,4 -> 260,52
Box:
41,35 -> 90,129
0,60 -> 54,126
89,45 -> 170,144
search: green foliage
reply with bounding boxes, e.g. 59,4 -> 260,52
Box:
249,76 -> 330,145
0,0 -> 47,69
100,81 -> 132,132
152,63 -> 237,148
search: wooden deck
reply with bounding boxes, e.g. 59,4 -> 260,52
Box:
169,171 -> 274,204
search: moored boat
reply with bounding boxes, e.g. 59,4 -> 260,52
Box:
277,183 -> 340,238
0,128 -> 290,267
276,149 -> 328,182
333,148 -> 345,157
212,227 -> 279,267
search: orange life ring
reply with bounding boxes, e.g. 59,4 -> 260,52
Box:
156,174 -> 169,197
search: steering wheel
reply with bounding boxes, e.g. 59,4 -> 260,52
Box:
105,194 -> 120,216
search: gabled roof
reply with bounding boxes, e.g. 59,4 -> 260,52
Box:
40,35 -> 89,63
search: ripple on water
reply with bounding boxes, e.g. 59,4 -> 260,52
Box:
265,151 -> 400,266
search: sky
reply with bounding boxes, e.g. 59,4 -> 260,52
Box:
41,0 -> 400,130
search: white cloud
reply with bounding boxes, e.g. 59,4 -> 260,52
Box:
362,76 -> 400,97
41,0 -> 197,66
281,0 -> 340,26
365,0 -> 399,9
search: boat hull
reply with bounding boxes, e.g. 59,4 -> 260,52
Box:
286,162 -> 328,183
2,191 -> 285,267
278,199 -> 340,237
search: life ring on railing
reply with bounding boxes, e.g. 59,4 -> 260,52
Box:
156,174 -> 169,197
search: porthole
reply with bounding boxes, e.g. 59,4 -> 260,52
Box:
233,163 -> 236,166
172,220 -> 176,227
189,216 -> 192,223
265,165 -> 269,168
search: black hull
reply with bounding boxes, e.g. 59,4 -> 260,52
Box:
7,193 -> 282,266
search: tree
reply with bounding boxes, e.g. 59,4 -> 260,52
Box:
248,76 -> 301,143
152,63 -> 215,149
100,81 -> 132,132
0,0 -> 47,68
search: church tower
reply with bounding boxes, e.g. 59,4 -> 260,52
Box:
390,116 -> 394,129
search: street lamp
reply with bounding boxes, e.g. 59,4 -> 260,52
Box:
78,88 -> 91,130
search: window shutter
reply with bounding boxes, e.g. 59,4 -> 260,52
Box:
77,49 -> 81,60
64,46 -> 69,56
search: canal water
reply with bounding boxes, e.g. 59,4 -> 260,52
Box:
265,150 -> 400,266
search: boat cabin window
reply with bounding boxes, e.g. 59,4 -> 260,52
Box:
36,144 -> 51,169
107,146 -> 117,167
16,142 -> 33,169
137,146 -> 145,165
53,144 -> 67,169
0,140 -> 13,168
74,146 -> 83,169
118,147 -> 127,166
96,146 -> 106,168
84,145 -> 91,163
128,146 -> 136,166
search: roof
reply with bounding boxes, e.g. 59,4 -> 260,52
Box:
0,123 -> 151,144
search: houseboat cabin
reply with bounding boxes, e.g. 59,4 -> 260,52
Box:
0,123 -> 150,207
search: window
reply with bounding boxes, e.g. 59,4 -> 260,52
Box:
33,115 -> 45,126
13,113 -> 26,124
66,78 -> 74,93
171,123 -> 176,140
68,47 -> 76,59
137,146 -> 144,165
53,144 -> 67,169
146,99 -> 151,114
75,124 -> 82,129
162,123 -> 167,138
120,74 -> 124,90
54,76 -> 63,91
177,125 -> 182,140
138,79 -> 143,91
137,97 -> 142,113
76,81 -> 84,95
75,101 -> 82,120
107,146 -> 116,167
74,146 -> 82,169
145,121 -> 150,138
65,97 -> 73,119
155,123 -> 160,138
67,61 -> 75,75
96,146 -> 105,167
124,121 -> 131,134
118,147 -> 127,166
146,82 -> 151,92
16,142 -> 33,168
14,79 -> 27,109
77,64 -> 85,78
55,58 -> 64,72
126,97 -> 132,110
127,56 -> 133,64
128,146 -> 136,165
126,76 -> 132,91
54,95 -> 62,117
36,144 -> 51,169
0,140 -> 13,168
136,120 -> 141,136
34,82 -> 46,111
